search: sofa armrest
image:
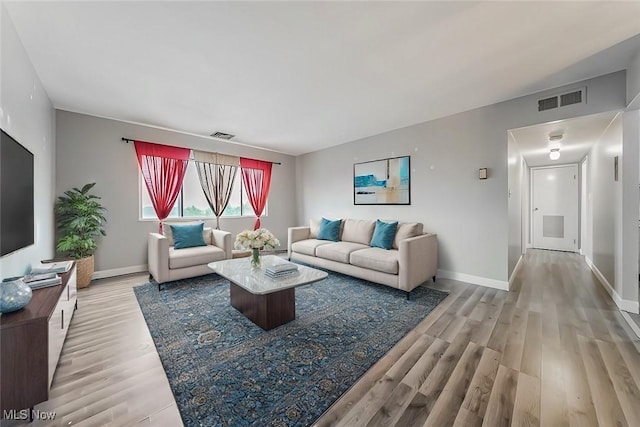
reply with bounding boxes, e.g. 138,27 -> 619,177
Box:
211,229 -> 232,259
398,233 -> 438,292
288,226 -> 311,259
148,233 -> 170,284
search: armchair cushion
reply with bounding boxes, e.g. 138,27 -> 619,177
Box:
169,245 -> 226,269
162,221 -> 213,246
170,223 -> 207,249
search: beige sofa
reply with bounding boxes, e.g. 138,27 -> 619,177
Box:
288,219 -> 437,298
148,225 -> 232,288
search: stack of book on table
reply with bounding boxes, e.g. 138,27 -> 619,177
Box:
23,261 -> 73,290
30,260 -> 73,274
23,272 -> 62,290
265,262 -> 299,279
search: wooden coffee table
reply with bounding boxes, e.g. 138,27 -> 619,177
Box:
208,255 -> 328,330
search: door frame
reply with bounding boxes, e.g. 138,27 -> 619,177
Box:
530,163 -> 580,252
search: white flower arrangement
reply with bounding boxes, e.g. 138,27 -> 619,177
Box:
234,228 -> 280,250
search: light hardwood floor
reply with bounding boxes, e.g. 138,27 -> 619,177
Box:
20,249 -> 640,426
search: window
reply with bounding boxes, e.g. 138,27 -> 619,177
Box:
140,162 -> 264,219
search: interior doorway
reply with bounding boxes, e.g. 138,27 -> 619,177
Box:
532,165 -> 579,252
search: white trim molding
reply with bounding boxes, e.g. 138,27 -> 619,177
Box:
585,257 -> 640,314
620,311 -> 640,339
92,264 -> 148,280
509,255 -> 524,288
437,269 -> 509,291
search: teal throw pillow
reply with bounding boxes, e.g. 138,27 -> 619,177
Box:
370,220 -> 398,250
170,223 -> 207,249
317,218 -> 342,242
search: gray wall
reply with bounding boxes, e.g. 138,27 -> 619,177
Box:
0,6 -> 56,279
297,71 -> 627,286
627,49 -> 640,106
588,114 -> 622,288
56,111 -> 297,275
621,110 -> 639,304
507,132 -> 525,278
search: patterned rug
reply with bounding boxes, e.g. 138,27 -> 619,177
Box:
134,271 -> 448,426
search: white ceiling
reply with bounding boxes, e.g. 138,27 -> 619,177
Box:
4,1 -> 640,155
510,111 -> 619,168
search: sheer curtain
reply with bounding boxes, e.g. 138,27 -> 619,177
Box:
193,151 -> 239,229
240,158 -> 273,230
134,141 -> 190,232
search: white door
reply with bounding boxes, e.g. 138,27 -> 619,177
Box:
532,165 -> 579,252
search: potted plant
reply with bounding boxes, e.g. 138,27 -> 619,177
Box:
55,183 -> 107,288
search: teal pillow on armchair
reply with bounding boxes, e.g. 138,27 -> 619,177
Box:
170,223 -> 207,249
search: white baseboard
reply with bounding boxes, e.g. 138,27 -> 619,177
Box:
585,257 -> 640,314
509,255 -> 524,288
620,311 -> 640,339
437,269 -> 509,291
92,264 -> 148,280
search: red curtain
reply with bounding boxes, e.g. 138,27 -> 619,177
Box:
240,158 -> 273,230
134,141 -> 190,232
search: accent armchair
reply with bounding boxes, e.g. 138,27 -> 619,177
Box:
148,226 -> 232,288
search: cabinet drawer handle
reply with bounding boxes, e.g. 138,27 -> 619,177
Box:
61,310 -> 64,329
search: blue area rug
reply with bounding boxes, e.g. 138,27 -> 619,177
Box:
134,271 -> 447,426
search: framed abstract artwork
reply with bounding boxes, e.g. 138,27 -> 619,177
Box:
353,156 -> 410,205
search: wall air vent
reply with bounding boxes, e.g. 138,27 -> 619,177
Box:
538,86 -> 586,112
210,131 -> 235,140
538,96 -> 558,111
560,88 -> 584,106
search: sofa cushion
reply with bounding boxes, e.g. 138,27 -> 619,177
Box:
170,223 -> 207,249
370,220 -> 398,250
291,239 -> 333,256
169,245 -> 226,269
317,218 -> 342,241
350,247 -> 399,275
393,222 -> 424,249
316,242 -> 370,264
341,219 -> 375,245
162,221 -> 213,246
309,218 -> 321,239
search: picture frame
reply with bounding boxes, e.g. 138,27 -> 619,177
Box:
353,156 -> 410,205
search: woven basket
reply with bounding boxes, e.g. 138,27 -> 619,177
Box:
76,255 -> 94,288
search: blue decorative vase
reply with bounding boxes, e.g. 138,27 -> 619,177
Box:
0,277 -> 32,314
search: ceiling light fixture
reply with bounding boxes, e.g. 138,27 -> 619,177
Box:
549,147 -> 560,160
548,131 -> 564,142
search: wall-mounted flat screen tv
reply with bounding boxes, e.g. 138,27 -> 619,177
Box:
0,129 -> 34,257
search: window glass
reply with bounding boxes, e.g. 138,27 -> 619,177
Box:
223,179 -> 242,216
241,183 -> 256,217
139,164 -> 266,219
140,179 -> 180,219
182,164 -> 214,218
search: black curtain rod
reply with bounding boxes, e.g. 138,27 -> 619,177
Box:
121,137 -> 281,165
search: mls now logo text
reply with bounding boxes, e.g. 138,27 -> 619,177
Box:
3,409 -> 56,421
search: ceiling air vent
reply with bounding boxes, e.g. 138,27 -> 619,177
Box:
538,96 -> 558,112
560,88 -> 585,107
210,131 -> 235,140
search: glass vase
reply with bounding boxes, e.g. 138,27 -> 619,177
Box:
0,277 -> 33,314
251,248 -> 261,268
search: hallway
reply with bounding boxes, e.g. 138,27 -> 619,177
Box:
316,249 -> 640,426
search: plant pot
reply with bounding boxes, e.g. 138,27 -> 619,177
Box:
76,255 -> 94,288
